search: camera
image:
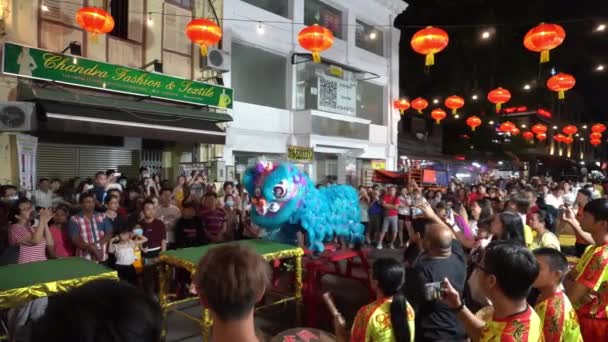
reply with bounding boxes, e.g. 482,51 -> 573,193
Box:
424,281 -> 444,301
86,184 -> 94,191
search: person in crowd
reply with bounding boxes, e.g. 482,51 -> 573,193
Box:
0,202 -> 15,265
368,186 -> 382,245
572,188 -> 593,257
68,193 -> 113,262
358,186 -> 371,245
532,248 -> 582,341
50,179 -> 62,193
107,188 -> 128,219
48,205 -> 74,258
218,181 -> 236,207
241,212 -> 264,239
109,225 -> 147,285
143,176 -> 159,198
442,241 -> 542,341
545,185 -> 564,210
398,187 -> 412,248
33,178 -> 54,209
563,198 -> 608,341
469,198 -> 493,237
91,171 -> 108,208
173,175 -> 187,209
7,200 -> 55,338
491,211 -> 527,246
403,218 -> 426,268
104,195 -> 127,234
405,221 -> 467,341
350,258 -> 415,342
174,203 -> 203,248
189,173 -> 206,202
506,193 -> 534,247
378,186 -> 400,249
200,192 -> 226,243
139,199 -> 166,296
529,209 -> 560,250
223,193 -> 240,240
157,188 -> 181,249
152,174 -> 162,194
1,185 -> 19,205
195,244 -> 270,342
29,279 -> 162,342
105,169 -> 123,192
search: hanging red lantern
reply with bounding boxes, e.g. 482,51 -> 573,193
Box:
76,7 -> 115,41
298,24 -> 334,63
499,121 -> 516,133
523,23 -> 565,63
547,73 -> 576,100
522,131 -> 534,141
186,18 -> 222,57
563,136 -> 574,145
554,134 -> 566,143
444,95 -> 464,114
531,124 -> 548,135
562,125 -> 578,137
431,108 -> 447,124
466,116 -> 482,131
590,132 -> 603,140
591,123 -> 607,134
410,26 -> 449,67
411,97 -> 429,114
394,99 -> 410,115
510,127 -> 521,136
590,138 -> 602,147
536,133 -> 547,141
487,87 -> 511,112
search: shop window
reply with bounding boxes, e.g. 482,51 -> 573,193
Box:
356,20 -> 383,56
169,0 -> 193,8
232,42 -> 287,109
304,0 -> 343,39
242,0 -> 289,18
109,0 -> 129,39
357,81 -> 385,125
311,116 -> 369,140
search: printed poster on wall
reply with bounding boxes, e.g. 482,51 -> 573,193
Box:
16,134 -> 37,191
317,74 -> 357,116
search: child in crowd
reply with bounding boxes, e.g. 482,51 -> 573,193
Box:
49,205 -> 74,258
174,203 -> 203,248
140,199 -> 167,296
532,248 -> 582,342
109,225 -> 147,285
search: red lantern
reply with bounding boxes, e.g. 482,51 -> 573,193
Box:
499,121 -> 516,133
522,131 -> 534,141
554,134 -> 566,143
590,138 -> 602,147
531,124 -> 548,135
466,116 -> 482,131
410,26 -> 449,67
563,136 -> 574,145
591,123 -> 607,134
411,97 -> 429,114
488,87 -> 511,112
547,73 -> 576,100
590,132 -> 603,140
444,95 -> 464,114
394,99 -> 410,115
186,18 -> 222,57
562,125 -> 578,137
510,127 -> 521,136
536,133 -> 547,141
76,7 -> 114,41
298,24 -> 334,63
523,23 -> 565,63
431,109 -> 447,124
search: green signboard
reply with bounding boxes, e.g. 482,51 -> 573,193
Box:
2,42 -> 233,110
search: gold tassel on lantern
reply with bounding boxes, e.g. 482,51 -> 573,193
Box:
496,103 -> 502,112
425,53 -> 435,66
540,50 -> 549,63
558,90 -> 565,100
312,51 -> 321,63
200,44 -> 208,57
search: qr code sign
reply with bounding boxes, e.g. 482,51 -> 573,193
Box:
319,77 -> 337,109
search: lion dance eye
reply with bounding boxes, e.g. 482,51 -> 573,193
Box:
273,183 -> 287,198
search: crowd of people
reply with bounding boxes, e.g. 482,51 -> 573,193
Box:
1,168 -> 608,342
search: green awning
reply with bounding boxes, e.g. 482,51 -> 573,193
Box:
18,81 -> 232,123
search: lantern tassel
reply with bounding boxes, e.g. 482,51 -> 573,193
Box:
558,90 -> 565,100
496,103 -> 502,113
200,45 -> 208,57
399,110 -> 404,115
425,53 -> 435,66
312,52 -> 321,63
540,50 -> 550,63
435,119 -> 441,125
90,33 -> 98,43
452,108 -> 457,114
417,109 -> 423,114
471,127 -> 476,132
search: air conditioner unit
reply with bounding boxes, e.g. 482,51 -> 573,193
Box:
200,48 -> 230,73
0,102 -> 37,131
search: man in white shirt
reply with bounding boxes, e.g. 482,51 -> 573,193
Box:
544,185 -> 564,209
32,178 -> 55,208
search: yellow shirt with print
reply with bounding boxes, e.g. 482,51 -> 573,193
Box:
480,305 -> 543,342
350,298 -> 415,342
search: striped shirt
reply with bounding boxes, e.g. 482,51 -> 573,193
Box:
68,212 -> 113,261
480,306 -> 543,342
9,224 -> 47,264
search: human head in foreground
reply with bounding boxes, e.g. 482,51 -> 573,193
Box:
29,280 -> 162,342
196,244 -> 270,340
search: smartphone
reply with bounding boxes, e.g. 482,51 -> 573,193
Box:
114,172 -> 121,177
424,281 -> 444,301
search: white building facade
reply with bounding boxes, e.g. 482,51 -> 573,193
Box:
221,0 -> 407,185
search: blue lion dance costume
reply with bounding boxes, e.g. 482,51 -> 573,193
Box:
243,161 -> 363,252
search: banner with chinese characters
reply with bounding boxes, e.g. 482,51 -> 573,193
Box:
371,160 -> 386,170
317,73 -> 356,116
2,42 -> 233,110
287,146 -> 314,164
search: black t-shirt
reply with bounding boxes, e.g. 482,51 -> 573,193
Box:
174,217 -> 203,248
405,242 -> 467,342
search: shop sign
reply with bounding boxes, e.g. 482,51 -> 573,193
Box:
371,160 -> 386,170
287,146 -> 313,163
2,42 -> 233,110
317,73 -> 356,116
